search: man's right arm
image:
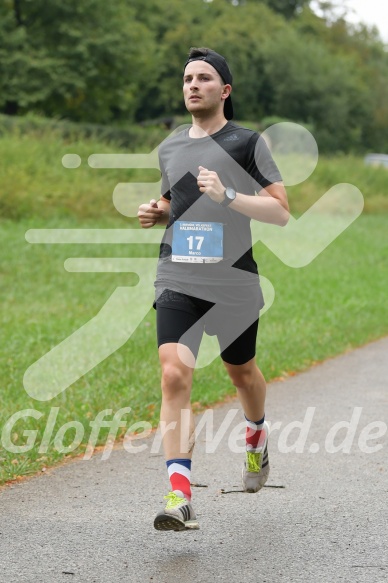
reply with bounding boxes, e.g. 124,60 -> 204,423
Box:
137,198 -> 170,228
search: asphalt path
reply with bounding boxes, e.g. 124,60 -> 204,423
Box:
0,338 -> 387,583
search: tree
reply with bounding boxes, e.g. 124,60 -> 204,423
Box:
0,0 -> 157,122
1,0 -> 388,151
262,26 -> 373,151
259,0 -> 311,19
228,0 -> 311,19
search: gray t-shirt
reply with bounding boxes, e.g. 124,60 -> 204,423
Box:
156,121 -> 282,299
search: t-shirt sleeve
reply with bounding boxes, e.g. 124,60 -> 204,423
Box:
245,133 -> 283,192
159,150 -> 171,201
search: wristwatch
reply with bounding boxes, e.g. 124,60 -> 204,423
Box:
220,187 -> 236,207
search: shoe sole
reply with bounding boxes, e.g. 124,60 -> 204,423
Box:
243,462 -> 270,493
154,513 -> 199,532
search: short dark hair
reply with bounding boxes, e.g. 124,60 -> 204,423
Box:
188,47 -> 211,60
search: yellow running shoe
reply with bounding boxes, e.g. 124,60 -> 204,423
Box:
242,421 -> 270,493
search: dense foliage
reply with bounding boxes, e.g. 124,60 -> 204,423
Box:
1,0 -> 388,152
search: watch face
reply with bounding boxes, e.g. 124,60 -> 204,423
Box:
221,187 -> 236,207
225,188 -> 236,201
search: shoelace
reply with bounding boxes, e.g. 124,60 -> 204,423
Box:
246,451 -> 262,473
164,492 -> 186,509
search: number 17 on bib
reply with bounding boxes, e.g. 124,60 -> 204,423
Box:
172,221 -> 223,263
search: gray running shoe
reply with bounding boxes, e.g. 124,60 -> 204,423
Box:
154,491 -> 199,531
242,422 -> 270,493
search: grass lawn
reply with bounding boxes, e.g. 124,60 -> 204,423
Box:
1,212 -> 387,485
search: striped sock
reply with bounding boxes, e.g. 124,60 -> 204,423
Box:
166,458 -> 192,501
245,414 -> 265,452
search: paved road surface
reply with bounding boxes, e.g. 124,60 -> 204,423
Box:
0,338 -> 387,583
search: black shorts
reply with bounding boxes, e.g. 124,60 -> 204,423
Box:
155,289 -> 259,365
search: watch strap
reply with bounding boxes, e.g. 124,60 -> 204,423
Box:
221,187 -> 236,207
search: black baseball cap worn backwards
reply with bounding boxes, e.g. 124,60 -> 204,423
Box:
184,48 -> 234,120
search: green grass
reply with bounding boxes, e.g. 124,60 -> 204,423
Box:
287,154 -> 388,214
1,125 -> 388,221
0,128 -> 162,221
1,213 -> 387,484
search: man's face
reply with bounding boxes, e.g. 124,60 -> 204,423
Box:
183,60 -> 230,117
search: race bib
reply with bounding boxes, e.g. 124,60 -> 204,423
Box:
172,221 -> 223,263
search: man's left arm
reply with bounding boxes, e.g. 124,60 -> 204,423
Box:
197,166 -> 289,226
229,182 -> 289,226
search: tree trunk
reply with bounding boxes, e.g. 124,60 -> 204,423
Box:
4,101 -> 19,116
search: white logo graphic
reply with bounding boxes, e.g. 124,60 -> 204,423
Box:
23,123 -> 363,401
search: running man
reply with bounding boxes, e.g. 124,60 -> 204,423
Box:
137,47 -> 289,531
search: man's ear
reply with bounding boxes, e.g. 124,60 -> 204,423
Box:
222,84 -> 232,100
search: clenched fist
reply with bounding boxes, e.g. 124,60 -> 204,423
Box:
137,199 -> 165,228
197,166 -> 225,204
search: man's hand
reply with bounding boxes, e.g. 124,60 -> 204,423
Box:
137,199 -> 165,228
197,166 -> 225,204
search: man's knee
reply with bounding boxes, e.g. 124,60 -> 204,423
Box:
162,362 -> 186,387
161,361 -> 192,396
224,359 -> 258,390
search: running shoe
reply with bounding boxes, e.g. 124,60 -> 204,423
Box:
242,422 -> 270,493
153,491 -> 199,531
